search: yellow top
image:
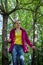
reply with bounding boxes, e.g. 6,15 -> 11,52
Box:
15,30 -> 22,45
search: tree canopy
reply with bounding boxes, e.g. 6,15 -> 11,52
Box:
0,0 -> 43,65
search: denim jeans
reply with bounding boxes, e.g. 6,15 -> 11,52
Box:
11,45 -> 25,65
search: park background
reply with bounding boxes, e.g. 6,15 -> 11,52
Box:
0,0 -> 43,65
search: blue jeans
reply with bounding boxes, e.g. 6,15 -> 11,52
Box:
11,45 -> 25,65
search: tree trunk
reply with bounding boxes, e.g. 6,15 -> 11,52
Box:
41,30 -> 43,65
41,40 -> 43,65
31,13 -> 38,65
2,15 -> 9,65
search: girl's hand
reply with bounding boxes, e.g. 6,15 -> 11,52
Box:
4,37 -> 11,42
32,46 -> 36,49
8,38 -> 11,42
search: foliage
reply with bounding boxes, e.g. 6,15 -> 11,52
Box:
0,0 -> 43,65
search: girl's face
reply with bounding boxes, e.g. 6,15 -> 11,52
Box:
15,21 -> 21,29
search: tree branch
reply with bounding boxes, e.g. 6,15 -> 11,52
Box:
5,0 -> 8,12
1,0 -> 5,13
7,7 -> 34,15
38,12 -> 43,18
0,10 -> 4,15
9,16 -> 14,23
7,0 -> 43,15
16,0 -> 19,4
19,0 -> 34,5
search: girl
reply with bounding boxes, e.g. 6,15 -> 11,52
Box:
8,20 -> 35,65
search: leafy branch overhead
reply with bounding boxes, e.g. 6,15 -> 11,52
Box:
0,0 -> 43,17
0,0 -> 43,65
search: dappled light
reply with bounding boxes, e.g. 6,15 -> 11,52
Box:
0,0 -> 43,65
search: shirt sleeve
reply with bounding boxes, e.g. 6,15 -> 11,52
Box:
25,31 -> 33,47
10,31 -> 12,39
